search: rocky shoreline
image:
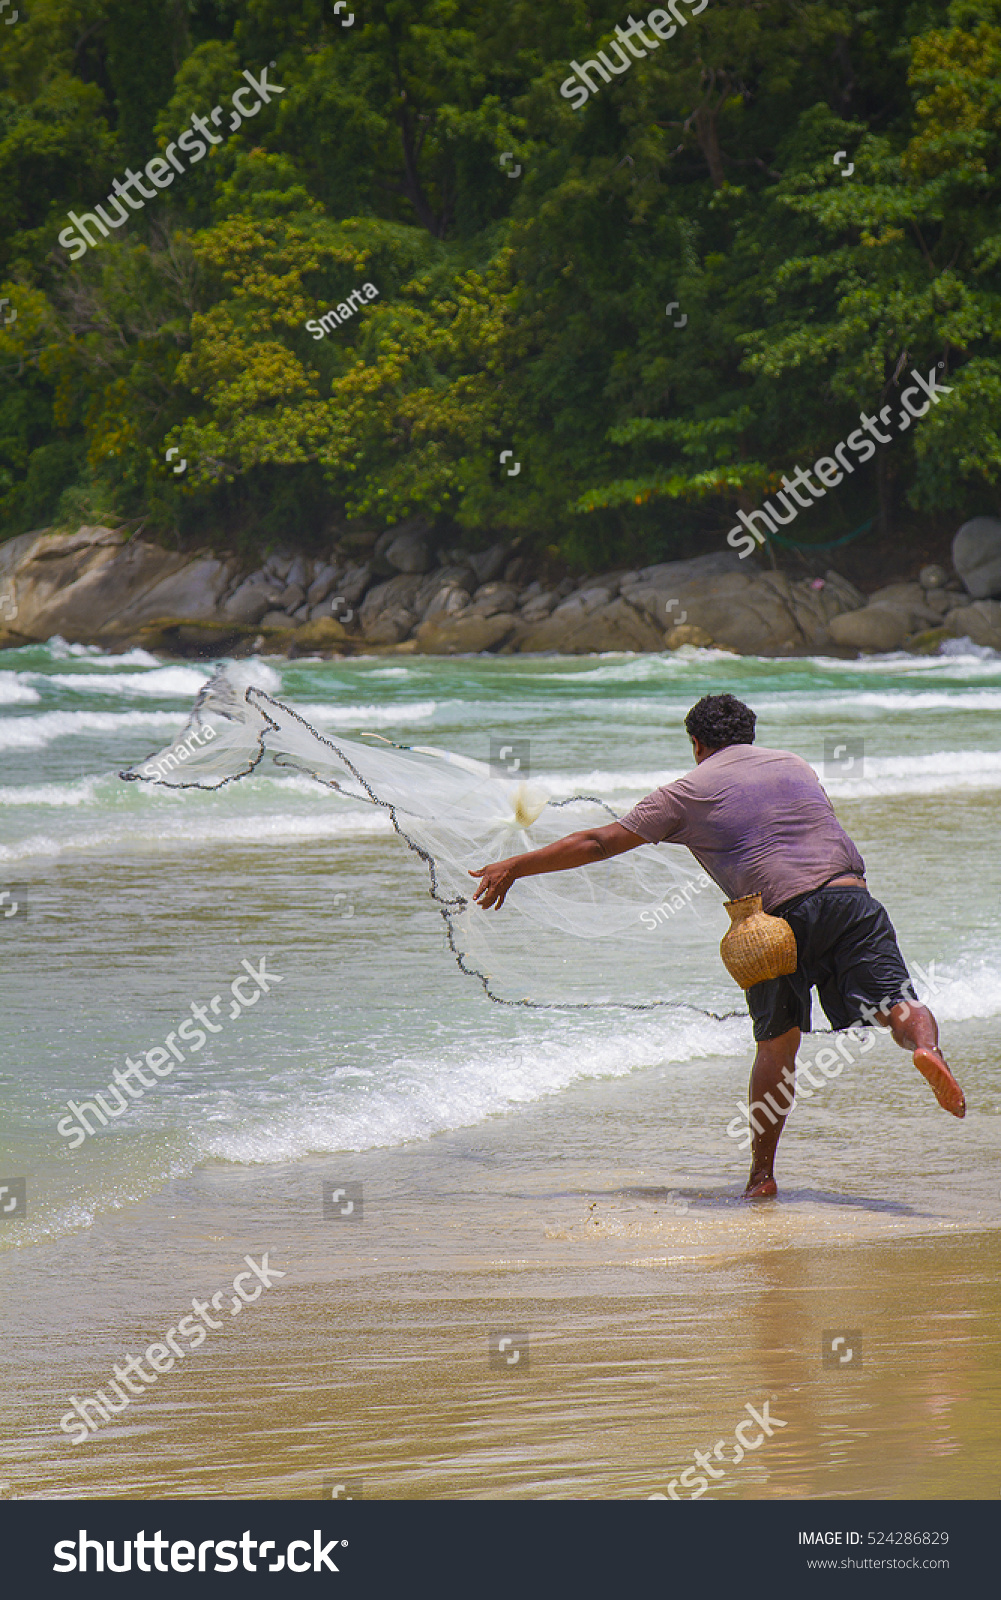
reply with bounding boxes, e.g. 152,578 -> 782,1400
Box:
1,517 -> 1000,658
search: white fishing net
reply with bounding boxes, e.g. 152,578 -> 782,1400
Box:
120,665 -> 737,1015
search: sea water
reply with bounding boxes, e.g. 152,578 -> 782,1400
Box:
2,638 -> 1000,1252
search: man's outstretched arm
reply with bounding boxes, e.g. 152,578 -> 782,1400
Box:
469,822 -> 644,910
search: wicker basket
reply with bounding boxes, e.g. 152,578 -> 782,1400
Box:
720,893 -> 798,990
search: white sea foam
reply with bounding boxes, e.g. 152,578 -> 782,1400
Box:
0,806 -> 392,863
817,748 -> 1001,798
193,1011 -> 747,1164
0,709 -> 184,751
0,671 -> 40,705
540,749 -> 1001,802
754,689 -> 1001,716
0,776 -> 103,807
46,642 -> 162,667
42,665 -> 210,698
922,957 -> 1001,1022
294,699 -> 438,727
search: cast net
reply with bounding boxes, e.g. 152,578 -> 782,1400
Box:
120,665 -> 737,1016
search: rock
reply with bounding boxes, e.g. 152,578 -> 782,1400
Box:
468,543 -> 510,585
423,585 -> 470,621
366,611 -> 415,645
383,529 -> 431,574
942,600 -> 1001,649
953,517 -> 1001,598
665,623 -> 715,649
358,573 -> 423,641
414,565 -> 476,618
553,585 -> 616,616
828,605 -> 913,652
821,569 -> 866,610
513,597 -> 666,653
864,582 -> 941,625
619,550 -> 747,622
414,612 -> 518,654
96,553 -> 241,634
867,581 -> 926,609
279,582 -> 307,613
0,526 -> 174,641
468,582 -> 519,617
166,621 -> 250,656
519,592 -> 556,621
221,574 -> 283,625
259,609 -> 293,627
920,588 -> 952,617
294,616 -> 353,651
264,553 -> 293,580
920,563 -> 949,589
654,573 -> 803,655
285,555 -> 309,590
337,561 -> 375,608
503,555 -> 532,586
306,563 -> 340,605
292,603 -> 311,621
907,627 -> 959,654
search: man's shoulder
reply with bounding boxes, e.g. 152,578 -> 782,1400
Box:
719,744 -> 816,772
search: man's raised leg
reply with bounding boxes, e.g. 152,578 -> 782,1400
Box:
875,1000 -> 965,1118
744,1025 -> 800,1199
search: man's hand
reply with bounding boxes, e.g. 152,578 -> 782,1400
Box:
469,822 -> 643,911
469,861 -> 516,910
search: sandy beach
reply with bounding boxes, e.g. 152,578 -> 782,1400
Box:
4,1012 -> 1000,1502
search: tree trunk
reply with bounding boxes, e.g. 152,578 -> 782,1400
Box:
691,104 -> 727,190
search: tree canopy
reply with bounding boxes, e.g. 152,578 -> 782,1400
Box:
1,0 -> 999,563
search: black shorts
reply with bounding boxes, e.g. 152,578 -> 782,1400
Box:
746,885 -> 913,1042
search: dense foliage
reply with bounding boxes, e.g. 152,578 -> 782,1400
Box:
1,0 -> 999,564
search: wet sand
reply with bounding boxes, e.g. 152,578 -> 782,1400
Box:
3,1017 -> 1000,1502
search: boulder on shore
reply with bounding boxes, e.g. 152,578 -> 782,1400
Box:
953,517 -> 1001,599
413,613 -> 518,654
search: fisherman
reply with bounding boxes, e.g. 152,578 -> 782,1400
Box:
470,692 -> 965,1199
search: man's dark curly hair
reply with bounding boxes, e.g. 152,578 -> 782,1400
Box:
684,693 -> 756,750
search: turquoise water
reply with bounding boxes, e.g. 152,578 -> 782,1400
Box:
2,636 -> 1001,1256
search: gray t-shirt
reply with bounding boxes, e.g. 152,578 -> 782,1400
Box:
619,743 -> 865,912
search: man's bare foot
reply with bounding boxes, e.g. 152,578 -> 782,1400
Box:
913,1046 -> 966,1118
743,1173 -> 778,1200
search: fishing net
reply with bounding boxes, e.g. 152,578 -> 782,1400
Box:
120,665 -> 738,1016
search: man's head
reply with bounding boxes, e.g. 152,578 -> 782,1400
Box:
684,694 -> 756,762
